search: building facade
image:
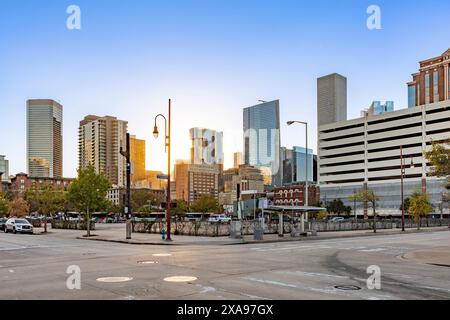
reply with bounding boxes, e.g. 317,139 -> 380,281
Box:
281,147 -> 314,185
220,165 -> 265,205
10,173 -> 73,199
190,128 -> 224,165
78,115 -> 128,187
318,100 -> 450,216
27,99 -> 63,178
0,155 -> 9,183
175,163 -> 221,204
273,185 -> 320,207
233,152 -> 244,168
408,49 -> 450,108
107,187 -> 165,207
317,73 -> 347,127
130,135 -> 146,186
243,100 -> 281,187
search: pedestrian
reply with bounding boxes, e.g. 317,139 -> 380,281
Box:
161,226 -> 166,240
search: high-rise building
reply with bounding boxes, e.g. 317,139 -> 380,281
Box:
407,49 -> 450,108
190,128 -> 224,165
317,73 -> 347,127
281,147 -> 314,185
221,165 -> 265,205
78,115 -> 128,187
175,162 -> 220,205
27,99 -> 63,178
130,135 -> 146,186
243,100 -> 281,187
233,152 -> 244,168
0,155 -> 9,183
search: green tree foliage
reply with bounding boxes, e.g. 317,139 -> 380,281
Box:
190,195 -> 219,213
131,190 -> 161,212
425,139 -> 450,190
409,190 -> 434,230
326,199 -> 351,216
172,199 -> 189,216
67,166 -> 111,237
8,198 -> 29,218
349,189 -> 379,233
0,194 -> 10,217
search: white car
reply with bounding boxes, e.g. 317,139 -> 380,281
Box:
208,214 -> 232,223
4,218 -> 34,234
329,217 -> 346,223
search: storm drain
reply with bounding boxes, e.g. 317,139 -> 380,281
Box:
334,285 -> 361,291
96,277 -> 133,283
164,276 -> 198,283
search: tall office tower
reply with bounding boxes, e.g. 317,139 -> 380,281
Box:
27,99 -> 63,178
233,152 -> 244,168
317,73 -> 347,126
175,162 -> 220,205
293,146 -> 314,184
0,156 -> 9,187
281,147 -> 294,185
243,100 -> 281,187
407,48 -> 450,108
190,128 -> 224,165
130,135 -> 146,186
78,115 -> 128,187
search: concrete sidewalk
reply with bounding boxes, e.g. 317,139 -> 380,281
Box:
74,225 -> 450,246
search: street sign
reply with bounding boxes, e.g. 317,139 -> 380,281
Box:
157,174 -> 169,180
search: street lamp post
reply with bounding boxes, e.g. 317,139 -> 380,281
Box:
153,99 -> 172,241
287,120 -> 308,233
400,146 -> 414,232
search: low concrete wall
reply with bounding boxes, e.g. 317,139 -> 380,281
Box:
51,220 -> 95,231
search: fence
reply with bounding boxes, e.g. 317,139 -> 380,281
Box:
51,220 -> 95,230
133,218 -> 449,237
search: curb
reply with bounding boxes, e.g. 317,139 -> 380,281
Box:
75,227 -> 450,246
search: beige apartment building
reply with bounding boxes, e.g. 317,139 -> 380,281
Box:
78,115 -> 128,187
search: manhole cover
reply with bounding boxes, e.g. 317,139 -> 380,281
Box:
334,285 -> 361,291
153,253 -> 172,257
96,277 -> 133,283
164,276 -> 198,283
137,260 -> 159,265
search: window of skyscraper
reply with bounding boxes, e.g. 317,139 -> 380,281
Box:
425,73 -> 430,104
408,86 -> 416,108
433,70 -> 439,102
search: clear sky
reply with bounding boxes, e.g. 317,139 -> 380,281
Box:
1,0 -> 449,178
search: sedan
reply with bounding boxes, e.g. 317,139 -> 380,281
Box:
4,218 -> 34,234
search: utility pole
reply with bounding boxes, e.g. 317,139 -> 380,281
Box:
120,133 -> 132,239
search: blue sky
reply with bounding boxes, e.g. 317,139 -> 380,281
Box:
1,0 -> 450,177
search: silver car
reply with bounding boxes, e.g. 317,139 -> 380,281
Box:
4,218 -> 34,234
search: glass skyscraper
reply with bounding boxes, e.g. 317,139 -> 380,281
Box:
293,146 -> 313,183
243,100 -> 281,187
27,99 -> 63,178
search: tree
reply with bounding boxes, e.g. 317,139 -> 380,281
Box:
8,198 -> 29,218
131,190 -> 160,212
190,195 -> 219,214
66,166 -> 111,237
0,194 -> 10,217
172,199 -> 189,218
425,139 -> 450,190
326,199 -> 351,216
26,185 -> 65,232
349,189 -> 379,233
401,197 -> 411,214
409,190 -> 433,230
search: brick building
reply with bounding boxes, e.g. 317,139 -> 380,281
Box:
10,173 -> 73,199
273,184 -> 320,207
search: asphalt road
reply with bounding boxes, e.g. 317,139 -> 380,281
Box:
1,228 -> 450,300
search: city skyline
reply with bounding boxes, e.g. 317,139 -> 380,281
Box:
2,0 -> 450,177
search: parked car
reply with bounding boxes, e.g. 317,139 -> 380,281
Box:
208,214 -> 232,223
329,217 -> 346,223
0,218 -> 7,231
4,218 -> 34,234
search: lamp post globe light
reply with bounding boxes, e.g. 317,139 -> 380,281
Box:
153,99 -> 172,241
